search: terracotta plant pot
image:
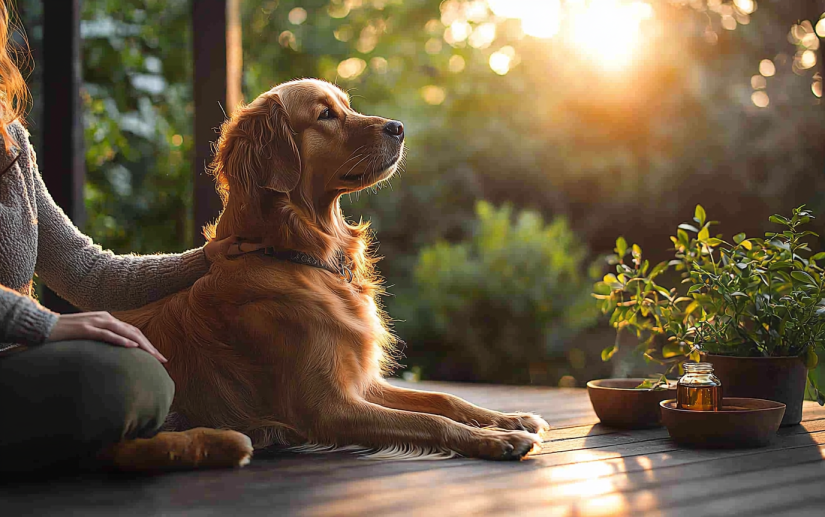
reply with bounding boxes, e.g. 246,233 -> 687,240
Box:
587,378 -> 677,429
701,353 -> 808,426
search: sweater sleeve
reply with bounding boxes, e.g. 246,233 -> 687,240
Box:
19,126 -> 211,312
0,284 -> 58,345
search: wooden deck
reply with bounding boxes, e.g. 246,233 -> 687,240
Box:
2,380 -> 825,516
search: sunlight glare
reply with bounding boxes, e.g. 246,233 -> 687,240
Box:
288,7 -> 307,25
448,54 -> 466,72
751,90 -> 769,108
449,20 -> 472,42
522,1 -> 562,39
485,0 -> 654,71
487,0 -> 528,18
801,49 -> 817,69
487,0 -> 561,39
468,22 -> 497,49
337,57 -> 367,79
733,0 -> 755,15
569,0 -> 654,71
759,59 -> 775,77
489,46 -> 515,75
421,85 -> 447,105
750,75 -> 766,89
817,17 -> 825,38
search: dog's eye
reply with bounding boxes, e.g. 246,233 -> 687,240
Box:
318,108 -> 335,120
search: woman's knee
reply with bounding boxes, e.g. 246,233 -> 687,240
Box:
57,340 -> 175,440
0,340 -> 175,472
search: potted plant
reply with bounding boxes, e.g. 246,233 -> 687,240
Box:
593,205 -> 825,425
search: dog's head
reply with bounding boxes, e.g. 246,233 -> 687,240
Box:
213,79 -> 404,212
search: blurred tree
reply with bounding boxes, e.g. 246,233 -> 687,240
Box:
394,201 -> 597,383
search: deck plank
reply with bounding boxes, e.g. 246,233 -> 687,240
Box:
1,382 -> 824,517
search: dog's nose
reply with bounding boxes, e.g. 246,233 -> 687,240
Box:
383,120 -> 404,140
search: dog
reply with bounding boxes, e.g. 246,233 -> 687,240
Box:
111,79 -> 549,469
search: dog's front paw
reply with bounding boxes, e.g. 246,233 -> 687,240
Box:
492,413 -> 551,437
108,428 -> 253,471
191,428 -> 254,468
472,429 -> 542,461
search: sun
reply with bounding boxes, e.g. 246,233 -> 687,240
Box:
488,0 -> 654,71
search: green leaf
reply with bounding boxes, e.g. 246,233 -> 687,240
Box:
593,282 -> 611,295
769,215 -> 789,225
694,205 -> 706,226
635,375 -> 670,390
677,229 -> 689,247
601,344 -> 618,362
811,252 -> 825,262
687,284 -> 703,293
791,271 -> 816,285
706,238 -> 723,246
653,285 -> 672,299
733,233 -> 747,244
615,236 -> 628,258
698,226 -> 710,241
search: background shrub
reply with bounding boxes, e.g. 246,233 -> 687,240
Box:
393,201 -> 597,383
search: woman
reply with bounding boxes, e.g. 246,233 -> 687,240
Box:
0,4 -> 234,473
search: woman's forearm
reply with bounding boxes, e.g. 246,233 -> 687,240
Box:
0,285 -> 57,346
8,123 -> 211,311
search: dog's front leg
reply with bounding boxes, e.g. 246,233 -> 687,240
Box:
307,398 -> 541,460
365,381 -> 550,435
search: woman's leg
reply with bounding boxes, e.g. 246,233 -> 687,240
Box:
0,340 -> 174,474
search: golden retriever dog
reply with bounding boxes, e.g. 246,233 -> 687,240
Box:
110,79 -> 549,470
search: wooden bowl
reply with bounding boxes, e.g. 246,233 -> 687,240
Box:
660,398 -> 786,448
587,378 -> 677,429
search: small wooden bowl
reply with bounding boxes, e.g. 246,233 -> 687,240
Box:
660,398 -> 786,448
587,378 -> 677,429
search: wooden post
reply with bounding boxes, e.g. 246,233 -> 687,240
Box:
41,0 -> 84,313
227,0 -> 244,113
192,0 -> 242,242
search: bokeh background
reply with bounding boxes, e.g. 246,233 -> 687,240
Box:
15,0 -> 825,387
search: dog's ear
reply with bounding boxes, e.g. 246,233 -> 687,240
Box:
219,93 -> 301,198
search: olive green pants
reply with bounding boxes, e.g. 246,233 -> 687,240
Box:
0,340 -> 174,474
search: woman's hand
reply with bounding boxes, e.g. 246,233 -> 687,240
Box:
204,235 -> 266,261
46,312 -> 168,363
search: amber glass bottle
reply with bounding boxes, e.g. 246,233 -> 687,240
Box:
677,362 -> 723,411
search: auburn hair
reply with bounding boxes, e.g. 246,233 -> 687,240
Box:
0,0 -> 30,151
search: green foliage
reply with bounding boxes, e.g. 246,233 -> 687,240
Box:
676,206 -> 825,360
80,0 -> 194,253
395,201 -> 596,383
596,205 -> 825,372
593,233 -> 700,369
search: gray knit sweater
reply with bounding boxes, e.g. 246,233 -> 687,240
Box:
0,121 -> 209,347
